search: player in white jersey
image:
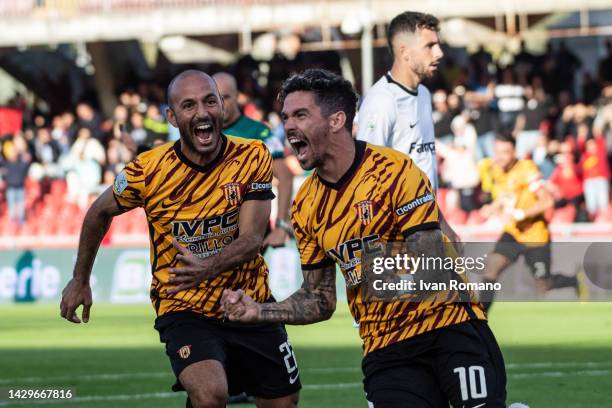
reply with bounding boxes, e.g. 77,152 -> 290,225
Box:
358,11 -> 459,243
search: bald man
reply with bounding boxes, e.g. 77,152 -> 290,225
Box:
213,72 -> 294,249
60,70 -> 301,408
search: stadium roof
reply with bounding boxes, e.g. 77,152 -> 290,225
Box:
0,0 -> 610,46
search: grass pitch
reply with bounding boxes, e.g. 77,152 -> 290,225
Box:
1,302 -> 611,407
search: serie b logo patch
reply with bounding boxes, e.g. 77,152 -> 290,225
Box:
354,200 -> 374,225
178,345 -> 192,359
221,183 -> 241,205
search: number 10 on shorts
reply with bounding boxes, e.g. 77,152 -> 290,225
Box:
453,366 -> 488,401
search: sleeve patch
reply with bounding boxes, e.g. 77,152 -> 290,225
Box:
113,171 -> 128,194
396,192 -> 435,216
250,181 -> 272,191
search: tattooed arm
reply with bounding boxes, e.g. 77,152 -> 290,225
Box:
222,264 -> 337,325
403,227 -> 446,258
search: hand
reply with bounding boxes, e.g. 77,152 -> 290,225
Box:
60,278 -> 92,324
221,289 -> 260,323
262,227 -> 289,249
167,238 -> 215,295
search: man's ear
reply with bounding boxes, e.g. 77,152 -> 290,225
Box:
166,107 -> 178,128
329,111 -> 347,133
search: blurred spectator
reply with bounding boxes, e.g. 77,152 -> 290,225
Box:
1,135 -> 31,224
64,127 -> 105,209
129,112 -> 148,145
467,90 -> 497,159
66,150 -> 102,209
532,135 -> 557,179
514,85 -> 550,158
143,104 -> 168,146
437,122 -> 480,212
579,133 -> 610,218
75,102 -> 103,141
432,90 -> 454,145
548,142 -> 584,219
105,138 -> 132,177
494,67 -> 524,129
68,127 -> 105,167
30,127 -> 62,179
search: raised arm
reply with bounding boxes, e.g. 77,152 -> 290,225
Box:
222,264 -> 337,325
60,187 -> 124,323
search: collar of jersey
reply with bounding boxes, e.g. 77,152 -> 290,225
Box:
173,133 -> 228,173
385,73 -> 418,96
316,140 -> 366,190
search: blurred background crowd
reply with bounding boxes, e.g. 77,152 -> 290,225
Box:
0,2 -> 611,237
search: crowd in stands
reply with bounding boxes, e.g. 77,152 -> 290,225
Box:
431,40 -> 612,223
1,39 -> 611,237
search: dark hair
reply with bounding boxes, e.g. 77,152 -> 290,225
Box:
278,69 -> 357,132
495,130 -> 516,147
387,12 -> 440,58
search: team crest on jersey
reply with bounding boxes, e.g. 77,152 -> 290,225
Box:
221,183 -> 241,205
354,200 -> 374,225
178,345 -> 192,359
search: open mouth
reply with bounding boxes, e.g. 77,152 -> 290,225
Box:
288,136 -> 309,161
193,122 -> 213,145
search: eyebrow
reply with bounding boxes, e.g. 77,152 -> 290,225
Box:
281,108 -> 309,118
178,92 -> 217,105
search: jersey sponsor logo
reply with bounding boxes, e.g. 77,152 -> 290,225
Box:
408,142 -> 435,154
171,208 -> 240,258
178,345 -> 191,359
396,192 -> 434,216
113,171 -> 128,194
250,181 -> 272,191
221,182 -> 241,205
326,234 -> 381,286
409,121 -> 418,128
354,200 -> 374,225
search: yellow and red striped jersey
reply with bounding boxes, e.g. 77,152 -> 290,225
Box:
490,159 -> 549,243
113,135 -> 274,318
291,141 -> 485,355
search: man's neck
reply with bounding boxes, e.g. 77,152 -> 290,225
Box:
180,138 -> 223,167
390,63 -> 420,91
317,134 -> 356,183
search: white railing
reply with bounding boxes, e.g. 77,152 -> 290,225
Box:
0,0 -> 296,19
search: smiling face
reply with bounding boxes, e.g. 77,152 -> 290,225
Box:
395,28 -> 443,81
166,72 -> 224,163
281,91 -> 330,171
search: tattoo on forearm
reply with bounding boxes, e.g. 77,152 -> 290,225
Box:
260,266 -> 336,324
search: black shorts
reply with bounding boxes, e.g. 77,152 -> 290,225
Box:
493,232 -> 551,279
363,320 -> 506,408
154,311 -> 301,399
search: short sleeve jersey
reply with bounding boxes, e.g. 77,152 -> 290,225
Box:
113,135 -> 275,318
357,74 -> 438,190
291,141 -> 485,355
490,159 -> 549,243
